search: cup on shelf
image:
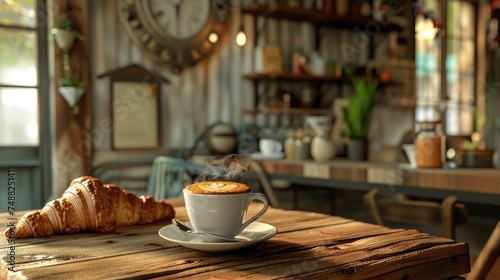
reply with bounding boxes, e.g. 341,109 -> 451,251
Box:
259,139 -> 282,155
402,144 -> 416,168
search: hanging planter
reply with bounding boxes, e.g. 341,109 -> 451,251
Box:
52,16 -> 85,115
58,78 -> 85,114
51,16 -> 84,50
52,29 -> 77,50
58,86 -> 84,108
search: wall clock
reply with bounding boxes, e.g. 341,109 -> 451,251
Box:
118,0 -> 232,73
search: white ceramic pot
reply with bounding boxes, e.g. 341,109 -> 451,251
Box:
58,86 -> 84,107
52,29 -> 76,50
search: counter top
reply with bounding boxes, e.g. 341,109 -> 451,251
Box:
257,158 -> 500,205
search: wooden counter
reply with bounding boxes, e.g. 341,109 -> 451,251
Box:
259,159 -> 500,206
0,200 -> 470,279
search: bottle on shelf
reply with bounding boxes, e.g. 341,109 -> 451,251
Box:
294,130 -> 311,160
359,0 -> 372,17
284,130 -> 296,160
323,0 -> 335,13
292,34 -> 307,74
301,86 -> 314,108
336,0 -> 348,15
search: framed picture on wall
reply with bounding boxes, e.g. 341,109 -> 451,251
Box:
112,81 -> 159,149
98,64 -> 169,150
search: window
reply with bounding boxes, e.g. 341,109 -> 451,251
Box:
0,0 -> 39,146
415,0 -> 477,135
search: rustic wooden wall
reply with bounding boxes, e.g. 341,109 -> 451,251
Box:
84,0 -> 417,194
52,0 -> 91,196
90,1 -> 253,168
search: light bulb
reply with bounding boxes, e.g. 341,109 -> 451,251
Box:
208,32 -> 219,43
236,30 -> 246,46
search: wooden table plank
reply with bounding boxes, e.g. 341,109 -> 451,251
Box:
0,203 -> 470,279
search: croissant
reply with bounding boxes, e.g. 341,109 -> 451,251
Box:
5,176 -> 175,238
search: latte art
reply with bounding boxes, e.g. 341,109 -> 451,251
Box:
199,182 -> 239,192
185,181 -> 250,194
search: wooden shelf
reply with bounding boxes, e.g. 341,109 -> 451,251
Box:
241,3 -> 404,33
243,107 -> 332,116
242,72 -> 401,86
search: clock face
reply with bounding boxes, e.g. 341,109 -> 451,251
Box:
118,0 -> 231,73
148,0 -> 210,40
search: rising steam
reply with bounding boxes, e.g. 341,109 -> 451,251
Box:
197,154 -> 250,182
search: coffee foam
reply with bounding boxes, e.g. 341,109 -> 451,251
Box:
185,181 -> 250,194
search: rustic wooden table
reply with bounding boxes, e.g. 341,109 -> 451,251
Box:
1,199 -> 470,279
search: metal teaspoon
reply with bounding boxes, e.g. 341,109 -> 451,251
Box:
171,219 -> 246,243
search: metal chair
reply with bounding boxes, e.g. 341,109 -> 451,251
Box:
364,188 -> 468,240
468,220 -> 500,280
146,156 -> 205,201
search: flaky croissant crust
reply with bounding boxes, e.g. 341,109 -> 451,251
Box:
5,176 -> 175,238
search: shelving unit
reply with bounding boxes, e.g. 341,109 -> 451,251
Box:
242,107 -> 331,116
241,3 -> 406,123
241,3 -> 404,33
242,72 -> 402,85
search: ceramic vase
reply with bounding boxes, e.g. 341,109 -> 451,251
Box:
311,128 -> 336,162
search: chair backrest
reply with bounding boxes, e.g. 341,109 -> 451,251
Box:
468,220 -> 500,280
147,156 -> 205,201
247,160 -> 281,208
364,188 -> 468,240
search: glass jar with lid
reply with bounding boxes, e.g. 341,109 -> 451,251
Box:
415,121 -> 445,168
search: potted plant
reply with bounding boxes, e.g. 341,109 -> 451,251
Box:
454,108 -> 495,168
455,140 -> 495,168
58,78 -> 84,114
342,77 -> 378,160
51,16 -> 84,50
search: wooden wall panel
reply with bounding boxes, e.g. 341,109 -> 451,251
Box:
52,0 -> 91,196
86,1 -> 415,194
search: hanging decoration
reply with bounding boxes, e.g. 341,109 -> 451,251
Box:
51,16 -> 85,114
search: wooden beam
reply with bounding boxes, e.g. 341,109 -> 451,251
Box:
53,0 -> 91,196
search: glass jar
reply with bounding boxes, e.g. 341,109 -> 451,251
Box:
284,130 -> 295,160
294,130 -> 311,160
415,121 -> 445,168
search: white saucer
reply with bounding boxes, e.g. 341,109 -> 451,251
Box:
250,152 -> 284,160
158,221 -> 277,252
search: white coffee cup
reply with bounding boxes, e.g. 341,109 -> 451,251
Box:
183,188 -> 269,242
259,139 -> 282,155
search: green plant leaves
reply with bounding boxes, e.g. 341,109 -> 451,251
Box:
343,78 -> 378,138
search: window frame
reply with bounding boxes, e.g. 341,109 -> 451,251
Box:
0,0 -> 52,206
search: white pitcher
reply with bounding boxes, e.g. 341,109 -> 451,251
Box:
311,127 -> 336,162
